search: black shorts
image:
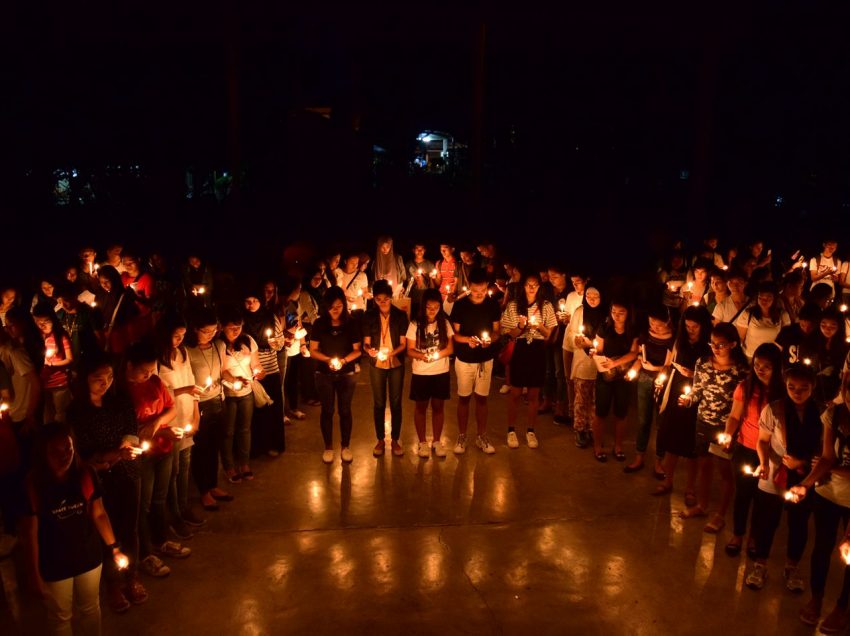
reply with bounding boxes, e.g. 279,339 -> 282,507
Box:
509,339 -> 546,388
694,420 -> 720,457
409,373 -> 451,402
595,376 -> 630,419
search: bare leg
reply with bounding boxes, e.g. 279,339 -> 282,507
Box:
507,387 -> 521,428
592,415 -> 605,455
457,395 -> 471,435
716,457 -> 735,517
661,453 -> 679,489
474,394 -> 488,436
526,388 -> 540,429
432,399 -> 445,442
414,401 -> 428,443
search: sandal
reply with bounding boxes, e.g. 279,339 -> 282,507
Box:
684,491 -> 698,508
594,451 -> 608,463
240,467 -> 254,481
704,514 -> 726,534
124,578 -> 149,605
680,505 -> 708,519
651,484 -> 673,496
624,462 -> 644,473
614,450 -> 626,462
226,470 -> 242,484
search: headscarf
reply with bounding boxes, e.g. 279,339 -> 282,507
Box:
580,286 -> 605,338
374,237 -> 399,289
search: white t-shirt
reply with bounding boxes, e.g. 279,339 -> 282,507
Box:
712,296 -> 750,323
735,308 -> 790,358
564,291 -> 584,318
815,404 -> 850,508
406,320 -> 453,376
335,269 -> 369,311
157,352 -> 196,449
757,401 -> 787,496
222,336 -> 259,398
563,306 -> 597,381
810,254 -> 841,291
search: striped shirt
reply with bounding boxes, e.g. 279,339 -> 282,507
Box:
501,300 -> 557,343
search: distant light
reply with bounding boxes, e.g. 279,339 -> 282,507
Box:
422,135 -> 432,143
775,194 -> 784,207
679,169 -> 689,180
71,169 -> 78,178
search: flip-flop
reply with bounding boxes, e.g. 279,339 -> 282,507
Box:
651,484 -> 673,496
704,515 -> 726,534
594,451 -> 608,463
614,451 -> 627,462
680,506 -> 708,519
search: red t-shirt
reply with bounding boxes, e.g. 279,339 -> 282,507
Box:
734,381 -> 766,451
438,258 -> 458,299
121,272 -> 155,315
127,376 -> 175,453
41,334 -> 72,389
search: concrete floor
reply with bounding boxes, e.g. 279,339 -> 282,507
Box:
1,369 -> 847,635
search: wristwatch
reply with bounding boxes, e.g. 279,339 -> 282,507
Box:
107,541 -> 121,551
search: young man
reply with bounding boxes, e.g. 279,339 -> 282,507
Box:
456,247 -> 477,291
405,243 -> 435,315
450,269 -> 501,454
435,244 -> 459,302
712,268 -> 750,325
362,280 -> 409,457
810,239 -> 841,292
54,282 -> 102,362
335,253 -> 370,314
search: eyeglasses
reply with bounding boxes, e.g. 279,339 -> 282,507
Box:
709,341 -> 730,349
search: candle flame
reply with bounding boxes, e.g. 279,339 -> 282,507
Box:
184,424 -> 193,433
116,555 -> 129,570
141,441 -> 151,452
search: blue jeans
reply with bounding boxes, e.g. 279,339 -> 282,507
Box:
315,372 -> 356,448
222,394 -> 254,470
635,371 -> 663,457
368,364 -> 405,441
139,452 -> 173,556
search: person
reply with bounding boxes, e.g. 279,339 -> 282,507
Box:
450,269 -> 502,454
154,315 -> 204,539
558,273 -> 588,425
54,282 -> 101,362
31,278 -> 58,313
735,282 -> 790,360
679,322 -> 748,531
21,423 -> 129,636
309,286 -> 362,464
77,247 -> 100,295
362,280 -> 408,457
703,268 -> 729,316
746,364 -> 822,591
659,251 -> 689,323
68,354 -> 147,612
185,308 -> 233,511
564,287 -> 604,448
101,243 -> 125,274
457,247 -> 477,291
435,243 -> 459,303
371,236 -> 407,298
218,306 -> 263,483
32,302 -> 73,423
779,270 -> 806,323
712,268 -> 750,325
718,343 -> 785,557
405,243 -> 435,315
335,253 -> 369,314
120,251 -> 156,328
683,260 -> 711,310
280,277 -> 311,424
624,306 -> 674,475
95,265 -> 140,355
123,341 -> 189,577
500,273 -> 557,449
794,374 -> 850,631
406,288 -> 454,458
654,305 -> 713,501
0,286 -> 19,327
799,306 -> 848,407
543,265 -> 570,420
776,303 -> 821,367
181,254 -> 214,311
810,239 -> 841,292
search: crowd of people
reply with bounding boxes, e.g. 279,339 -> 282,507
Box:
3,233 -> 850,633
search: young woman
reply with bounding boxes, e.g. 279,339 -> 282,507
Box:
185,308 -> 233,511
218,306 -> 263,483
21,423 -> 128,635
703,268 -> 729,316
712,268 -> 750,325
362,280 -> 408,457
0,286 -> 19,327
371,235 -> 407,297
155,316 -> 203,538
31,278 -> 58,312
735,282 -> 790,360
565,287 -> 604,448
799,305 -> 848,406
659,251 -> 689,323
280,277 -> 310,423
590,299 -> 639,462
181,254 -> 214,311
67,354 -> 146,613
679,322 -> 748,531
95,265 -> 139,355
124,341 -> 189,577
795,374 -> 850,631
683,260 -> 711,309
31,302 -> 73,423
500,273 -> 558,449
718,343 -> 785,557
654,305 -> 713,502
745,364 -> 822,592
779,270 -> 806,323
406,288 -> 454,458
310,286 -> 362,463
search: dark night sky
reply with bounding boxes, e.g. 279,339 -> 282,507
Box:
4,2 -> 850,281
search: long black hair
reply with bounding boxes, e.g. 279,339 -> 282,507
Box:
415,288 -> 449,350
32,301 -> 70,361
709,322 -> 749,367
743,342 -> 785,412
217,305 -> 253,352
515,272 -> 546,317
675,305 -> 712,352
321,286 -> 350,324
29,422 -> 84,502
579,286 -> 605,339
155,313 -> 188,370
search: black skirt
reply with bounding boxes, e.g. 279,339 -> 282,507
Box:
509,338 -> 546,388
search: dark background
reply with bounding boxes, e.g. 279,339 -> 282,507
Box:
4,1 -> 850,287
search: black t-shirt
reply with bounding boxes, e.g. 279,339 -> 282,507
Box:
311,316 -> 360,374
597,321 -> 635,359
776,323 -> 806,367
26,467 -> 103,582
450,296 -> 502,363
68,392 -> 140,480
639,331 -> 674,367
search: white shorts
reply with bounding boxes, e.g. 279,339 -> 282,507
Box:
454,359 -> 493,397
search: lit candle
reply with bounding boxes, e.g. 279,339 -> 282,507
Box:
717,433 -> 732,445
843,544 -> 850,566
802,262 -> 809,270
430,269 -> 438,278
115,554 -> 129,570
691,301 -> 699,307
198,286 -> 205,295
90,300 -> 97,308
417,268 -> 423,276
445,284 -> 451,293
357,289 -> 363,297
487,290 -> 493,297
686,282 -> 693,292
592,338 -> 599,349
742,464 -> 759,476
558,300 -> 567,313
462,285 -> 468,293
184,424 -> 193,433
88,262 -> 94,275
528,314 -> 539,326
265,328 -> 272,338
803,358 -> 812,366
626,369 -> 637,380
721,265 -> 728,271
330,357 -> 342,371
140,441 -> 151,452
480,331 -> 491,344
655,372 -> 668,386
294,327 -> 307,340
427,350 -> 439,362
205,376 -> 213,388
681,385 -> 692,398
94,264 -> 100,272
841,304 -> 848,313
233,380 -> 244,391
377,348 -> 389,362
45,347 -> 56,359
0,403 -> 9,413
784,491 -> 799,503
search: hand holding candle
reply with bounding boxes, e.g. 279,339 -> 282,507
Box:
114,552 -> 130,570
717,432 -> 732,446
377,348 -> 389,362
329,357 -> 342,371
626,369 -> 637,381
840,540 -> 850,566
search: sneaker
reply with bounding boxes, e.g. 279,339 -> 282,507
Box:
476,435 -> 496,454
124,577 -> 149,605
784,565 -> 805,593
156,540 -> 191,559
745,563 -> 767,590
169,522 -> 193,541
454,434 -> 467,455
341,447 -> 353,463
391,440 -> 404,456
507,431 -> 520,448
499,384 -> 512,394
373,441 -> 385,457
820,605 -> 849,634
418,441 -> 431,458
322,449 -> 334,464
526,431 -> 539,448
434,440 -> 447,457
182,510 -> 206,528
139,555 -> 171,578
